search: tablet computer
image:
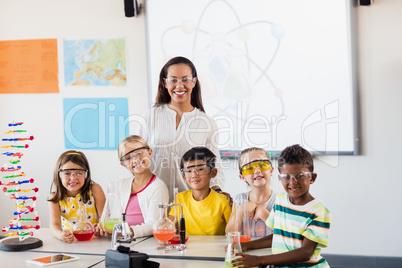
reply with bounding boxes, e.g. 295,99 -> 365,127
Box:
26,254 -> 79,266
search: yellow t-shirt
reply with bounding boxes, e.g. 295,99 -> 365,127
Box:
59,190 -> 98,230
169,189 -> 231,235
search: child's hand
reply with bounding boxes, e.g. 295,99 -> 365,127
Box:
60,230 -> 74,243
95,223 -> 112,237
240,241 -> 250,252
93,223 -> 101,236
241,202 -> 257,220
253,205 -> 270,222
231,253 -> 262,268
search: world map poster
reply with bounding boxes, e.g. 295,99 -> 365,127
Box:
63,39 -> 127,86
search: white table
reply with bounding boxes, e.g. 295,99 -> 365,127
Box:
24,228 -> 146,256
131,235 -> 272,261
0,250 -> 104,268
0,250 -> 234,268
0,228 -> 272,267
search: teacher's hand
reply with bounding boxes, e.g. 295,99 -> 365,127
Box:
213,187 -> 233,206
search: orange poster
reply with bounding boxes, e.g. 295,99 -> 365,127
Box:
0,39 -> 59,94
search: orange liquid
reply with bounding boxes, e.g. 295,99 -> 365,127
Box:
240,235 -> 251,242
153,229 -> 175,241
233,235 -> 251,243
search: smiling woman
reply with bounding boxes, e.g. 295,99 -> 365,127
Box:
138,56 -> 226,202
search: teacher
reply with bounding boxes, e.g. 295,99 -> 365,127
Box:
138,56 -> 225,202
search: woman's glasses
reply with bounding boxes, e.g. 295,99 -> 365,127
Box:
164,77 -> 195,86
59,169 -> 88,179
181,164 -> 212,177
278,172 -> 313,182
240,160 -> 272,175
120,147 -> 149,165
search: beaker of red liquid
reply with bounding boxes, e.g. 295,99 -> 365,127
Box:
72,204 -> 94,241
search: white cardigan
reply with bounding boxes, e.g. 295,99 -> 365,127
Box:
137,104 -> 225,202
116,175 -> 169,238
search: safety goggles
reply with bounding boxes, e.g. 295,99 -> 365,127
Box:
181,164 -> 212,177
278,172 -> 313,182
120,147 -> 149,164
240,160 -> 272,175
59,169 -> 88,179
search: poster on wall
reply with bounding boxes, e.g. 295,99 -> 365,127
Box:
0,39 -> 59,94
63,98 -> 129,150
63,39 -> 127,86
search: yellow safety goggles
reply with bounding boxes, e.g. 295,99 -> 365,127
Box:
240,160 -> 272,175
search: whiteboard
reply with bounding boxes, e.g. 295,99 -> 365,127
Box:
145,0 -> 359,156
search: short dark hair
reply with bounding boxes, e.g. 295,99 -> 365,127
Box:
154,56 -> 205,112
278,144 -> 314,172
180,147 -> 216,170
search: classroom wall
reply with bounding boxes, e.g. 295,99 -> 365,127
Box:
1,0 -> 401,258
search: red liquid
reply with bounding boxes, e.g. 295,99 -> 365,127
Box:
73,230 -> 94,241
168,235 -> 189,244
153,229 -> 175,241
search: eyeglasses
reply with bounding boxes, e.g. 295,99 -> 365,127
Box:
278,172 -> 313,182
120,147 -> 149,164
181,164 -> 212,177
164,77 -> 195,86
59,169 -> 88,179
240,160 -> 272,175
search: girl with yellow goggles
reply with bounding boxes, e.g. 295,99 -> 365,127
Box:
240,159 -> 272,175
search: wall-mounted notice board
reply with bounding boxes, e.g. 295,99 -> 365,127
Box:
145,0 -> 359,156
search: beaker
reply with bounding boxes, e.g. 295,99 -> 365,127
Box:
238,196 -> 252,242
100,182 -> 122,232
225,231 -> 242,267
230,198 -> 251,242
73,204 -> 95,241
152,203 -> 175,245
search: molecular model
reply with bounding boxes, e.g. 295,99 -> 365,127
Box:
0,122 -> 42,251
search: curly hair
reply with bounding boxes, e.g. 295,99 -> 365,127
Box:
278,144 -> 314,172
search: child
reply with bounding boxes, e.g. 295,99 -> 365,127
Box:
225,147 -> 276,239
97,135 -> 169,238
168,146 -> 231,235
232,144 -> 331,268
48,150 -> 106,243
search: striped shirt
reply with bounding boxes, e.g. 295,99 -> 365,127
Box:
266,193 -> 331,268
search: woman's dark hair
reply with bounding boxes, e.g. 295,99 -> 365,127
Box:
48,150 -> 93,204
154,56 -> 205,112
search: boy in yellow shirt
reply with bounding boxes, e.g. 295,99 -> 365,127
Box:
169,147 -> 231,235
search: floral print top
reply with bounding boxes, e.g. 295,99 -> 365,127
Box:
59,189 -> 98,230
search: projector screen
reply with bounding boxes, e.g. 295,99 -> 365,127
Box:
145,0 -> 359,156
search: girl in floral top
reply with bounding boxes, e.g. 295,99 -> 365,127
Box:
48,150 -> 105,243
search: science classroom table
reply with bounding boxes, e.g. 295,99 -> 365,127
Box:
0,228 -> 272,267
